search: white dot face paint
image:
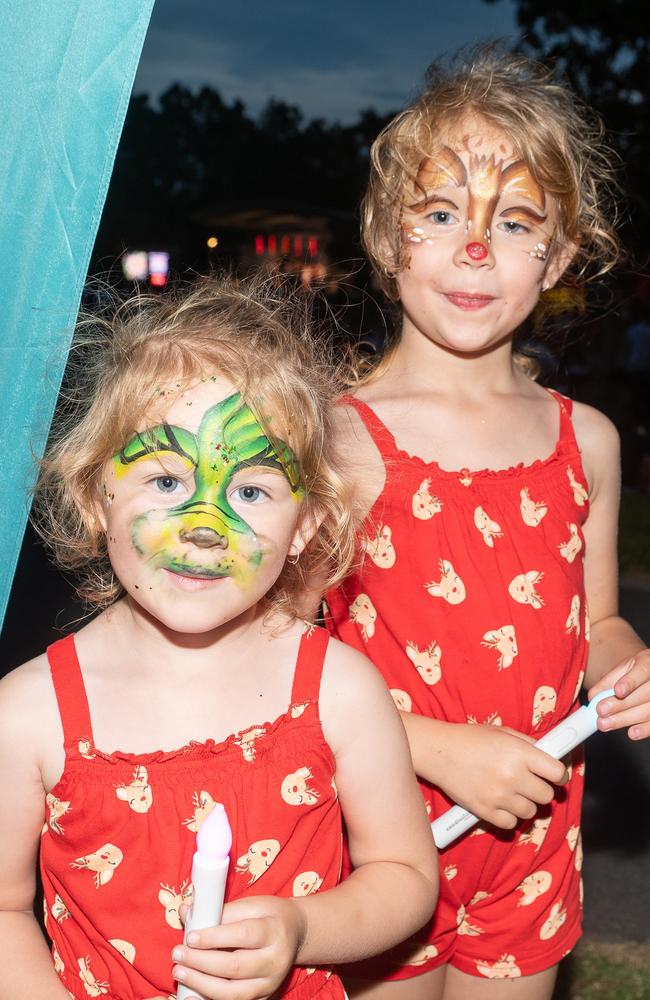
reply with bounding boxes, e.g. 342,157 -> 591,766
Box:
396,118 -> 561,357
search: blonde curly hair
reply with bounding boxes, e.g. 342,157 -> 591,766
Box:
363,45 -> 621,302
33,272 -> 356,620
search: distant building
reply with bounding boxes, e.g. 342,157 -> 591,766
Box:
199,202 -> 357,289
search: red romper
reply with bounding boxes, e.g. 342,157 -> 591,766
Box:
40,626 -> 346,1000
325,391 -> 588,980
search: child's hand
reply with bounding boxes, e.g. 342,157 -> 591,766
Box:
439,723 -> 568,829
170,895 -> 306,1000
589,650 -> 650,740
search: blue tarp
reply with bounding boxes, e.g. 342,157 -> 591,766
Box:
0,0 -> 155,628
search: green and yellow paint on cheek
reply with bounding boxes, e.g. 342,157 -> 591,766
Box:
111,393 -> 304,586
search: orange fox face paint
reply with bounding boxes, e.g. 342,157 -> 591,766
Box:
403,133 -> 551,261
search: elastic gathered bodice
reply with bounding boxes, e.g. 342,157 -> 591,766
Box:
325,389 -> 590,741
41,627 -> 344,1000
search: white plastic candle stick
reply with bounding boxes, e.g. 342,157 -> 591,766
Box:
177,802 -> 232,1000
431,689 -> 615,850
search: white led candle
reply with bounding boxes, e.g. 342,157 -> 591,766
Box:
431,689 -> 615,849
177,802 -> 232,1000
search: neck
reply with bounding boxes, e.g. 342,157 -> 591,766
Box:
387,316 -> 522,399
101,598 -> 270,676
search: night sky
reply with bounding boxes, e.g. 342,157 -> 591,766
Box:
134,0 -> 520,122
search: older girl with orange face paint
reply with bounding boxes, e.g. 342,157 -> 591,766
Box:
0,276 -> 438,1000
324,46 -> 650,1000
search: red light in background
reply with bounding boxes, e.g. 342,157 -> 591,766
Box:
150,272 -> 167,287
268,234 -> 277,254
255,235 -> 264,255
294,236 -> 303,255
308,237 -> 318,256
280,235 -> 290,255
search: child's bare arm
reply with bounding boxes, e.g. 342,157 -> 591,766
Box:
574,403 -> 650,737
0,664 -> 69,998
305,640 -> 438,958
399,711 -> 567,829
169,640 -> 438,999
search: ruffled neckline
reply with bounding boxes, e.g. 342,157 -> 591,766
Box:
342,387 -> 582,483
69,700 -> 316,766
387,434 -> 573,481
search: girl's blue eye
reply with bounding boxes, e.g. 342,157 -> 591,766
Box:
154,475 -> 181,494
499,220 -> 530,235
234,485 -> 265,504
427,210 -> 455,226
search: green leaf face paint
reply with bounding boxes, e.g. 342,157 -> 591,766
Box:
112,393 -> 304,586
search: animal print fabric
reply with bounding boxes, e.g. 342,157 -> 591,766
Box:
41,628 -> 345,1000
325,391 -> 587,980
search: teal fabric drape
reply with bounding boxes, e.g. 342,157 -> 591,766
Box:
0,0 -> 155,628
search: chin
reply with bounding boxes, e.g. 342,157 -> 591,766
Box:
156,606 -> 237,636
433,332 -> 502,356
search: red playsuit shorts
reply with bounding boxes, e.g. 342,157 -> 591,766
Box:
343,754 -> 584,981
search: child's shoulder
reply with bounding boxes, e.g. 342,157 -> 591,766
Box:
569,398 -> 619,448
0,650 -> 61,756
333,394 -> 388,519
1,650 -> 53,706
319,633 -> 404,755
322,631 -> 380,675
320,633 -> 394,711
568,399 -> 620,493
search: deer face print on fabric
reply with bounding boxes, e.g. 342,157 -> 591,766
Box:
99,378 -> 306,635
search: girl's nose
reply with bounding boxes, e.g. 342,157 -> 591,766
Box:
454,236 -> 494,268
466,242 -> 489,260
179,526 -> 229,549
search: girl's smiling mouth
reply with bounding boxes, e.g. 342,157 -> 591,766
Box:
163,567 -> 228,591
444,292 -> 496,310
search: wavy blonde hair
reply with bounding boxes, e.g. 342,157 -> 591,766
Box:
363,45 -> 621,306
33,273 -> 356,620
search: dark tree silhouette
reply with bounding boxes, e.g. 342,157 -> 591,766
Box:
484,0 -> 650,256
93,86 -> 394,272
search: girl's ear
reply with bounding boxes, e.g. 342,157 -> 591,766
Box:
542,240 -> 579,291
93,505 -> 108,533
85,475 -> 109,536
288,508 -> 322,560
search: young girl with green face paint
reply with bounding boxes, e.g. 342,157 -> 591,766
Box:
0,276 -> 438,1000
324,47 -> 650,1000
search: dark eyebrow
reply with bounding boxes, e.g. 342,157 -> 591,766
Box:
118,422 -> 197,467
407,195 -> 460,213
231,452 -> 302,494
500,206 -> 548,225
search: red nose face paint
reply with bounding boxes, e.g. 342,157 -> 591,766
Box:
466,242 -> 489,261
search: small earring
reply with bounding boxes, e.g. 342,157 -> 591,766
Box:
287,549 -> 300,565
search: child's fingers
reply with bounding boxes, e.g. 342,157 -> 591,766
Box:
172,964 -> 270,1000
184,917 -> 269,952
588,657 -> 636,700
528,748 -> 568,786
598,696 -> 650,738
173,940 -> 274,981
613,652 -> 650,698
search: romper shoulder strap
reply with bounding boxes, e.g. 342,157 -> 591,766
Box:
46,635 -> 94,748
546,388 -> 576,441
338,394 -> 401,459
290,626 -> 330,706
